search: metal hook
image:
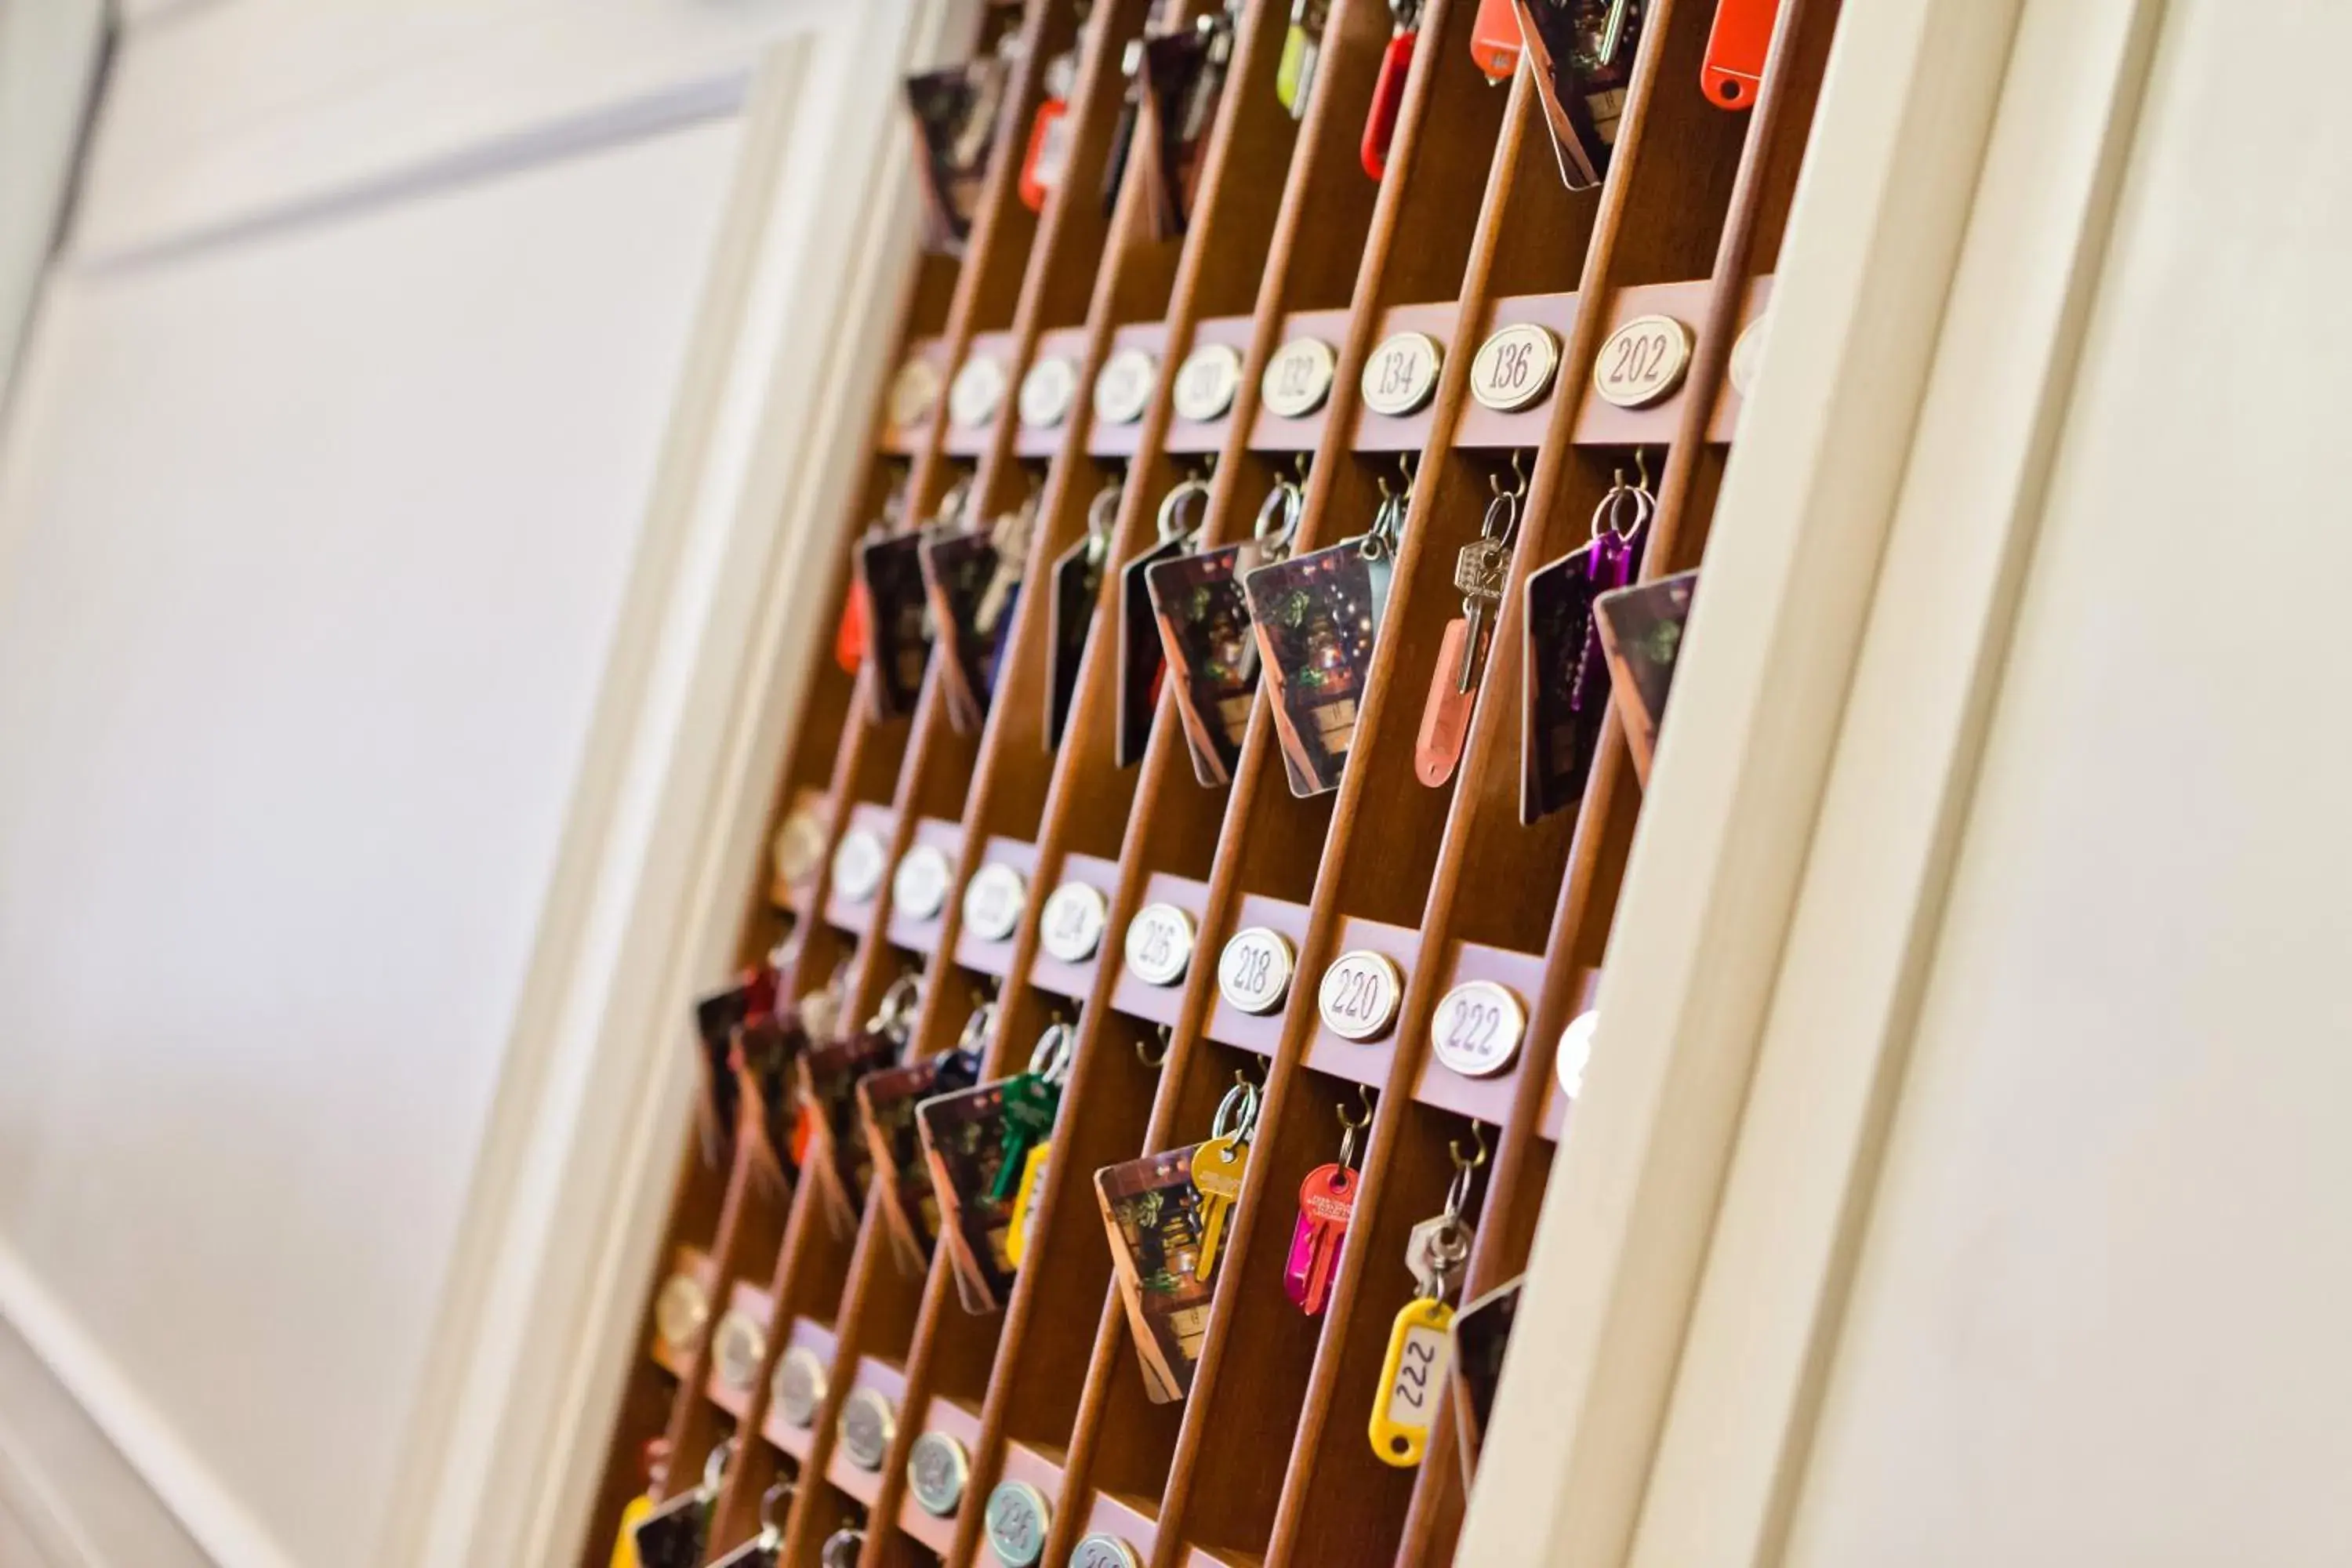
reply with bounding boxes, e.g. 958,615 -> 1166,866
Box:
1443,1122 -> 1490,1223
1136,1023 -> 1172,1069
1489,448 -> 1530,500
1336,1087 -> 1374,1168
1632,445 -> 1652,494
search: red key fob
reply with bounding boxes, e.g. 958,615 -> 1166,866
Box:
833,579 -> 868,674
1702,0 -> 1784,108
1470,0 -> 1521,83
1361,25 -> 1417,179
1018,96 -> 1070,211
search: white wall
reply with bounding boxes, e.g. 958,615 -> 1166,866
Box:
0,2 -> 953,1563
0,0 -> 106,401
1784,0 -> 2352,1559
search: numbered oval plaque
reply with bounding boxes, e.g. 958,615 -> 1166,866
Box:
1730,310 -> 1769,397
961,862 -> 1027,942
713,1308 -> 768,1392
1559,1009 -> 1597,1097
1469,321 -> 1562,413
1123,902 -> 1197,986
885,355 -> 942,429
1172,342 -> 1243,423
831,826 -> 886,903
1429,979 -> 1527,1078
1318,949 -> 1404,1041
906,1431 -> 971,1518
891,843 -> 952,920
1040,880 -> 1110,963
1592,314 -> 1693,409
1018,354 -> 1080,428
771,804 -> 827,890
1071,1534 -> 1145,1568
1261,335 -> 1338,418
948,353 -> 1008,429
653,1273 -> 710,1351
983,1481 -> 1052,1568
1359,330 -> 1443,417
839,1388 -> 896,1471
1217,926 -> 1296,1016
1092,346 -> 1159,425
772,1345 -> 828,1429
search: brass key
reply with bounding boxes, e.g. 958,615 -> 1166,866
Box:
1192,1131 -> 1249,1280
1190,1075 -> 1260,1279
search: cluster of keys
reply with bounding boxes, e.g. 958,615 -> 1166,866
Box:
615,1440 -> 797,1568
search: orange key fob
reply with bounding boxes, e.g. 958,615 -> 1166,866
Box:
833,578 -> 867,674
1701,0 -> 1783,108
1470,0 -> 1521,83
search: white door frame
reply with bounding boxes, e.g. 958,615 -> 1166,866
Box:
1458,0 -> 2171,1562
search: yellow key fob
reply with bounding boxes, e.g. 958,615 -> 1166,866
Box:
1006,1143 -> 1051,1265
1276,24 -> 1308,111
610,1494 -> 654,1568
1370,1296 -> 1454,1467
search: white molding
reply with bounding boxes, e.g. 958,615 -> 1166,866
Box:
72,0 -> 847,263
1623,2 -> 2169,1563
1456,0 -> 2045,1561
0,1240 -> 298,1568
75,71 -> 752,277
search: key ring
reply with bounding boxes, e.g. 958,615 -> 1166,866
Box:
700,1436 -> 736,1498
1027,1021 -> 1076,1084
956,999 -> 998,1058
1590,466 -> 1653,544
934,474 -> 975,532
1337,1085 -> 1374,1168
1254,474 -> 1303,560
1443,1120 -> 1490,1220
1210,1077 -> 1258,1142
869,972 -> 923,1040
1084,474 -> 1123,564
757,1479 -> 793,1545
1157,474 -> 1214,546
1478,486 -> 1519,550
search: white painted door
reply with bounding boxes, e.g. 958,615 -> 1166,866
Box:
0,4 -> 966,1565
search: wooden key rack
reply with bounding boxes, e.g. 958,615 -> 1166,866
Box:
581,0 -> 1848,1563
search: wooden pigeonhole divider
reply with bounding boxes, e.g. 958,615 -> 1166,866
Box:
586,0 -> 1849,1562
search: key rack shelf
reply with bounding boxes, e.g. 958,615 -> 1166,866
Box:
584,0 -> 1846,1563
